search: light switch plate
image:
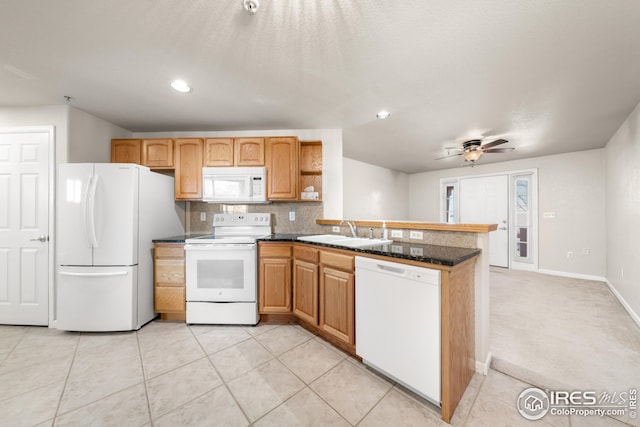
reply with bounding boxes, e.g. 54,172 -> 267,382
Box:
200,212 -> 206,221
289,211 -> 295,221
543,212 -> 556,219
332,226 -> 340,232
391,229 -> 403,238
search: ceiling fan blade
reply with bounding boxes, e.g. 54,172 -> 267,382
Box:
483,147 -> 515,153
434,153 -> 463,160
480,139 -> 508,149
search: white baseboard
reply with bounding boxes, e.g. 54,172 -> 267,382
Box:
538,269 -> 640,330
603,279 -> 640,330
537,269 -> 607,282
475,352 -> 492,375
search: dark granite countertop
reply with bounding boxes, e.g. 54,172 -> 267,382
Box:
152,234 -> 208,243
259,234 -> 480,267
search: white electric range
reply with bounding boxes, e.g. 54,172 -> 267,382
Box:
184,213 -> 271,325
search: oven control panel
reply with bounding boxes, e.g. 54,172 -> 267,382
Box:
213,213 -> 271,226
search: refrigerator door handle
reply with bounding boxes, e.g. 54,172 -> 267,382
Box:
59,271 -> 129,277
86,173 -> 99,248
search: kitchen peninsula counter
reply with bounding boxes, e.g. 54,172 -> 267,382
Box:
260,234 -> 480,267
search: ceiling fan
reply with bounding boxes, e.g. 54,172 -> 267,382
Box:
435,139 -> 514,164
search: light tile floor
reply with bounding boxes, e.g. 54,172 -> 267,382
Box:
1,268 -> 638,426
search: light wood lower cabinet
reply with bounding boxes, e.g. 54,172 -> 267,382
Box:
258,243 -> 292,314
153,242 -> 185,320
293,246 -> 319,324
318,251 -> 355,350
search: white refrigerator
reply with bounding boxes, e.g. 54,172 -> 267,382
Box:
55,163 -> 184,332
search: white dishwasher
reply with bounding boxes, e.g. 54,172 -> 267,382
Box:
355,256 -> 441,405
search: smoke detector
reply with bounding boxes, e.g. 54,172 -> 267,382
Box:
242,0 -> 259,14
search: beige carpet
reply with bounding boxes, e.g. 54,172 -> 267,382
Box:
489,267 -> 640,395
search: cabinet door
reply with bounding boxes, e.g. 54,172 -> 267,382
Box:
111,139 -> 141,164
265,137 -> 298,199
174,138 -> 203,200
154,244 -> 185,316
259,257 -> 292,313
234,138 -> 265,166
293,259 -> 318,325
203,138 -> 234,166
319,266 -> 355,346
141,139 -> 174,168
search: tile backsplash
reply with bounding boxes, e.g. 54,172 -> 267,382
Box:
189,201 -> 326,235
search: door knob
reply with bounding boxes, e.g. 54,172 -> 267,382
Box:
30,235 -> 49,242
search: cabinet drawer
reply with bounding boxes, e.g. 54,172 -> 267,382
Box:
259,244 -> 292,258
155,244 -> 185,259
294,245 -> 319,263
155,259 -> 185,285
320,251 -> 354,271
155,286 -> 185,313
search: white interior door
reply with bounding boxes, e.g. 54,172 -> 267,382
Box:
460,175 -> 509,267
0,129 -> 52,325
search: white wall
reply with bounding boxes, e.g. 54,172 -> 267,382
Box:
68,107 -> 130,162
133,129 -> 343,219
606,100 -> 640,323
409,149 -> 607,277
343,157 -> 409,220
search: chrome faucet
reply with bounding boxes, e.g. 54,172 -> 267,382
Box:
340,220 -> 358,237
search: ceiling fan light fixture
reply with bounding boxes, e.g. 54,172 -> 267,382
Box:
376,110 -> 391,119
170,79 -> 192,93
463,149 -> 482,161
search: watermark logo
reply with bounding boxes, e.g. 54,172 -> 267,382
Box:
517,387 -> 550,420
517,387 -> 637,421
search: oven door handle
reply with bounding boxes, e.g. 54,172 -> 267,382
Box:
184,243 -> 256,251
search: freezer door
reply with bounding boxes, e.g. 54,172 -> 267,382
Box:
57,163 -> 94,266
55,266 -> 137,331
92,164 -> 139,266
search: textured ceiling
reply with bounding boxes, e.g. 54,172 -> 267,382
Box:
2,0 -> 640,172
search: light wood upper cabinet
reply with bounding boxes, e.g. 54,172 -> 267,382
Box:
258,243 -> 292,314
235,138 -> 265,166
111,139 -> 141,164
204,137 -> 265,167
299,140 -> 322,201
174,138 -> 203,200
203,138 -> 234,166
265,136 -> 298,200
141,138 -> 173,168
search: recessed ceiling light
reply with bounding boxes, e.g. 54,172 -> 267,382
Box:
170,79 -> 192,93
376,110 -> 391,119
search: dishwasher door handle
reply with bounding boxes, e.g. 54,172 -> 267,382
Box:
376,264 -> 406,275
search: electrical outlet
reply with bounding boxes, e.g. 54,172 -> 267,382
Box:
332,226 -> 340,233
409,230 -> 424,240
391,245 -> 403,254
391,229 -> 403,238
200,212 -> 206,222
289,211 -> 295,221
410,247 -> 424,256
567,251 -> 574,259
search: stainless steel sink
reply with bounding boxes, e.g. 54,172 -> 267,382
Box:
297,234 -> 392,248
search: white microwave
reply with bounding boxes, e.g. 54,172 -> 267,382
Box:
202,166 -> 267,203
